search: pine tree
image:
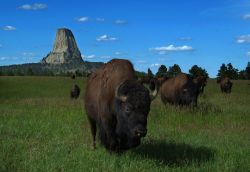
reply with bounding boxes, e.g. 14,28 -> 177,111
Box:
156,65 -> 167,78
168,64 -> 182,77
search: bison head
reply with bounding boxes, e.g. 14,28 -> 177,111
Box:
114,80 -> 157,150
180,81 -> 199,106
223,81 -> 233,93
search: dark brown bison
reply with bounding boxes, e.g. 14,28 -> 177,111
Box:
157,76 -> 168,86
138,76 -> 152,84
70,84 -> 80,99
84,59 -> 157,152
218,77 -> 232,93
160,73 -> 199,106
193,76 -> 208,95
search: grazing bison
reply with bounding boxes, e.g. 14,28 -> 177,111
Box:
70,84 -> 80,99
218,77 -> 232,93
160,73 -> 199,106
85,59 -> 157,152
71,74 -> 76,79
138,76 -> 152,84
193,76 -> 208,95
157,76 -> 168,87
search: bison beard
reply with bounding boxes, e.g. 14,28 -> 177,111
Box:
84,59 -> 157,152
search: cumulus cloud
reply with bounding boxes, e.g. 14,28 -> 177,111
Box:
242,14 -> 250,20
18,3 -> 47,10
0,56 -> 18,61
137,60 -> 146,64
82,54 -> 112,59
114,51 -> 128,56
96,18 -> 105,22
77,17 -> 89,22
85,54 -> 96,59
2,26 -> 16,31
115,20 -> 127,25
22,52 -> 36,56
96,35 -> 118,41
236,34 -> 250,43
151,63 -> 160,67
179,37 -> 192,41
150,44 -> 194,54
0,57 -> 7,60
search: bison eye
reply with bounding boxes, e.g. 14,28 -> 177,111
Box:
124,104 -> 132,114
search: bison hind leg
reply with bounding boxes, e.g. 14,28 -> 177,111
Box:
88,117 -> 97,149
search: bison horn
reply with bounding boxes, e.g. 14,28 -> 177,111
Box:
149,87 -> 158,101
115,84 -> 128,102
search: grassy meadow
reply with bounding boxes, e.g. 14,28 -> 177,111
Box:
0,76 -> 249,172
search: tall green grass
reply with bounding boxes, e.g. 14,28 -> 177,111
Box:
0,76 -> 249,171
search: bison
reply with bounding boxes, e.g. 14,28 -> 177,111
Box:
138,76 -> 152,85
70,84 -> 80,99
218,77 -> 232,93
71,74 -> 76,79
160,73 -> 199,106
157,76 -> 168,87
84,59 -> 157,152
193,75 -> 208,95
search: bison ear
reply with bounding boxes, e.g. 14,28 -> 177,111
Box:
115,81 -> 128,102
149,87 -> 158,101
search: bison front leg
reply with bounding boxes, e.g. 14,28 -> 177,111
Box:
100,118 -> 119,152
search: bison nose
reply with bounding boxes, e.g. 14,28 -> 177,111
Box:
134,128 -> 147,138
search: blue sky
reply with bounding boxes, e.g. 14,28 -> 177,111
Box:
0,0 -> 250,77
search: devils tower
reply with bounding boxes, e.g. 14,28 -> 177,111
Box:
42,28 -> 83,64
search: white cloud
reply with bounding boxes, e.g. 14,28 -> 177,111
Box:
115,20 -> 127,24
22,52 -> 36,56
18,3 -> 47,10
96,35 -> 118,41
2,26 -> 16,31
77,17 -> 89,22
0,57 -> 8,60
179,37 -> 192,41
0,56 -> 18,61
150,44 -> 194,54
85,54 -> 96,59
96,18 -> 105,22
236,34 -> 250,43
158,51 -> 167,55
137,60 -> 146,64
114,52 -> 123,55
100,55 -> 112,59
242,14 -> 250,20
151,63 -> 160,67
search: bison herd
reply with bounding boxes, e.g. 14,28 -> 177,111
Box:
69,58 -> 232,152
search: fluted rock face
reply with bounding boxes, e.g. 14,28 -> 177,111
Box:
42,28 -> 83,64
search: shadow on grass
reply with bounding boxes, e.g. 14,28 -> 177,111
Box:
132,139 -> 215,167
195,101 -> 222,114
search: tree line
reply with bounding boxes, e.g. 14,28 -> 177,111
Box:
1,62 -> 250,80
144,64 -> 208,79
142,62 -> 250,80
0,67 -> 89,77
